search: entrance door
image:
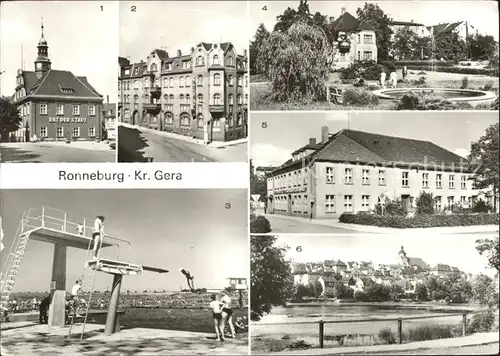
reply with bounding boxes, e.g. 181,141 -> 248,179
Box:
132,111 -> 139,125
401,195 -> 411,212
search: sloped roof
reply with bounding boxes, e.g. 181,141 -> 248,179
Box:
118,57 -> 130,67
433,264 -> 453,272
321,275 -> 338,283
291,263 -> 308,274
22,71 -> 40,93
407,257 -> 430,270
292,141 -> 323,155
153,49 -> 169,60
427,22 -> 463,34
28,70 -> 102,98
199,42 -> 234,53
331,11 -> 376,32
390,21 -> 425,27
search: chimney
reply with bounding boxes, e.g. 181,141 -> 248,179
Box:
177,49 -> 182,56
190,47 -> 195,53
309,138 -> 316,145
321,126 -> 329,143
107,95 -> 109,104
243,49 -> 248,57
341,7 -> 346,15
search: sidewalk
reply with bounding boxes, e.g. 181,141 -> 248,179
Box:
37,140 -> 113,152
270,332 -> 499,355
119,122 -> 248,148
263,214 -> 499,234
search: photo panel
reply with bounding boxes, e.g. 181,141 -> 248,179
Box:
117,1 -> 250,163
0,1 -> 119,162
0,189 -> 249,354
250,111 -> 499,234
248,0 -> 499,111
250,233 -> 499,354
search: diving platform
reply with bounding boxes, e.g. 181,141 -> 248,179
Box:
27,227 -> 114,249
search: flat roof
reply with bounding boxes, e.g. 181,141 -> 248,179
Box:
26,227 -> 114,250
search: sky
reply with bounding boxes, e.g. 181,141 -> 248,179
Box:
250,111 -> 499,167
119,1 -> 250,62
273,233 -> 497,276
0,1 -> 118,101
249,1 -> 499,40
1,189 -> 248,293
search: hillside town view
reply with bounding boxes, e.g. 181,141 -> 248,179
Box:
250,0 -> 499,110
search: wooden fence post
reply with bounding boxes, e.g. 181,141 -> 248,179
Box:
319,320 -> 324,348
397,318 -> 403,344
462,313 -> 467,336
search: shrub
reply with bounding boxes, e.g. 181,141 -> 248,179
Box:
374,197 -> 407,216
461,76 -> 469,89
482,82 -> 494,91
380,60 -> 455,68
431,291 -> 446,301
339,61 -> 384,81
289,340 -> 312,349
467,310 -> 496,334
491,97 -> 499,110
354,290 -> 367,301
342,89 -> 379,106
403,324 -> 455,342
416,192 -> 435,215
413,76 -> 427,87
473,199 -> 492,213
250,216 -> 271,233
396,91 -> 460,111
338,212 -> 499,228
378,327 -> 397,344
402,65 -> 499,77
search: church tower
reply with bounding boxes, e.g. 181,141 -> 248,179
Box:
35,18 -> 51,79
397,245 -> 409,266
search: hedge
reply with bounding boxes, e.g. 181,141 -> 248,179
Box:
405,66 -> 499,77
380,60 -> 455,67
339,212 -> 499,228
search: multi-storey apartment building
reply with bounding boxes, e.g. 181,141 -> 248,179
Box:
266,126 -> 491,219
118,42 -> 248,142
331,8 -> 378,68
12,23 -> 104,142
389,20 -> 431,38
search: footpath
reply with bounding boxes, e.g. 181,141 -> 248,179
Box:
270,332 -> 499,355
119,122 -> 247,148
262,214 -> 499,234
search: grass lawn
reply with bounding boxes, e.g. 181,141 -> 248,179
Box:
250,70 -> 499,111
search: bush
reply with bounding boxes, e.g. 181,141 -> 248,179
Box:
491,97 -> 499,110
473,199 -> 492,213
402,65 -> 499,77
431,291 -> 446,301
342,89 -> 379,106
250,216 -> 271,233
374,197 -> 407,216
403,324 -> 455,342
467,310 -> 496,334
416,192 -> 435,215
378,327 -> 397,344
380,60 -> 455,68
395,90 -> 464,111
339,61 -> 384,81
289,340 -> 312,349
354,290 -> 367,301
338,212 -> 499,228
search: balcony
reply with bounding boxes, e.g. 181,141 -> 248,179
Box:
209,104 -> 225,113
150,86 -> 162,98
143,103 -> 161,113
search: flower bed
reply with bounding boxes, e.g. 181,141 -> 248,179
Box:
339,213 -> 499,228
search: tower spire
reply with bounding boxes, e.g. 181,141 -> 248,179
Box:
35,17 -> 51,78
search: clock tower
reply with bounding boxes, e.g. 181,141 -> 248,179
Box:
35,18 -> 51,79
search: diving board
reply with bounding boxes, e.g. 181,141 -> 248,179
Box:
27,227 -> 114,249
86,258 -> 169,275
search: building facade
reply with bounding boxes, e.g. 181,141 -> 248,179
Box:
12,23 -> 104,142
266,126 -> 494,219
331,9 -> 378,68
389,20 -> 431,39
118,42 -> 248,142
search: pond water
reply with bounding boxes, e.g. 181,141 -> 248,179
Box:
377,88 -> 486,99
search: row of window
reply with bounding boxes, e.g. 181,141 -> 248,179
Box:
123,110 -> 244,128
121,93 -> 248,106
271,167 -> 470,190
119,74 -> 248,90
39,126 -> 96,138
38,104 -> 96,116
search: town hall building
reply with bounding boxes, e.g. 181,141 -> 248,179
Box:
12,22 -> 104,142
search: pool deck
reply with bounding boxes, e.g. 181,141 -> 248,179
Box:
0,322 -> 248,355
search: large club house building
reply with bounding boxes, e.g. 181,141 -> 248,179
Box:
118,42 -> 249,142
266,127 -> 497,219
12,23 -> 104,142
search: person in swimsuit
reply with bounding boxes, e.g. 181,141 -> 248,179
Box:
71,279 -> 84,315
209,294 -> 224,341
179,268 -> 195,291
92,216 -> 105,259
220,290 -> 236,339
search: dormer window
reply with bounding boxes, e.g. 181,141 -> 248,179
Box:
227,57 -> 233,66
166,63 -> 172,71
60,85 -> 75,94
125,69 -> 130,75
213,55 -> 219,65
182,61 -> 190,69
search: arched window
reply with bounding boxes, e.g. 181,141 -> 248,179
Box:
150,63 -> 157,73
163,94 -> 168,101
244,94 -> 248,104
197,75 -> 203,86
197,94 -> 203,103
237,94 -> 242,104
133,80 -> 138,90
185,76 -> 191,87
227,114 -> 233,127
163,78 -> 168,87
180,77 -> 185,87
169,94 -> 174,101
169,78 -> 174,88
237,75 -> 242,86
180,113 -> 190,127
228,75 -> 234,86
124,109 -> 130,119
197,113 -> 204,128
196,56 -> 204,65
213,73 -> 221,86
165,112 -> 173,124
228,94 -> 234,105
134,94 -> 139,101
155,78 -> 159,87
227,57 -> 233,66
237,113 -> 242,126
213,118 -> 221,131
213,93 -> 221,105
213,55 -> 219,65
186,94 -> 190,103
179,94 -> 185,103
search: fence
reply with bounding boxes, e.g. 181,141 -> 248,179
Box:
253,312 -> 469,348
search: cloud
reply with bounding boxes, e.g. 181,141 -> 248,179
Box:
454,148 -> 469,158
251,143 -> 290,167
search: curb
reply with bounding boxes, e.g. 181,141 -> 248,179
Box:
118,123 -> 247,149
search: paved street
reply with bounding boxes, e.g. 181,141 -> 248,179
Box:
0,142 -> 115,163
118,126 -> 247,162
264,214 -> 358,234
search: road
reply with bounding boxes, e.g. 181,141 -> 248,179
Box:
264,214 -> 357,234
366,342 -> 499,355
118,126 -> 247,162
0,143 -> 115,163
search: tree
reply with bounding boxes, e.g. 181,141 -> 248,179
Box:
250,24 -> 271,75
392,26 -> 419,60
0,97 -> 22,142
468,34 -> 497,61
356,3 -> 393,61
441,274 -> 473,303
251,235 -> 294,320
250,216 -> 272,234
295,284 -> 310,300
416,191 -> 435,215
433,31 -> 467,61
469,123 -> 499,212
274,0 -> 312,33
250,159 -> 267,196
415,283 -> 428,301
476,237 -> 500,272
257,21 -> 332,103
472,274 -> 499,308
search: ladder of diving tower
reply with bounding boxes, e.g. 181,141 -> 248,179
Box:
0,211 -> 31,311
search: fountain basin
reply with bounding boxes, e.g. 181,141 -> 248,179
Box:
372,88 -> 497,107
